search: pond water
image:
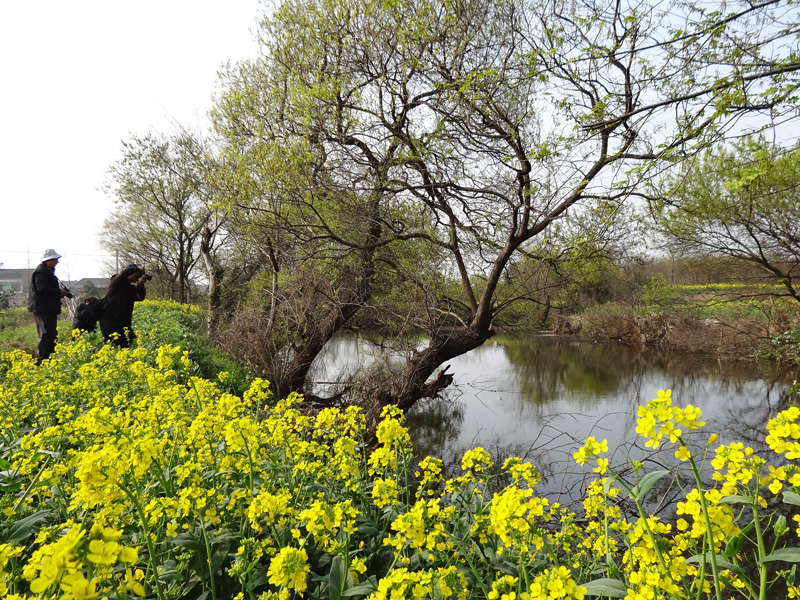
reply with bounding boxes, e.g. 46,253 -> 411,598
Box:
311,334 -> 797,506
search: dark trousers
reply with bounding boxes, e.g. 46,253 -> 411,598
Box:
33,313 -> 58,363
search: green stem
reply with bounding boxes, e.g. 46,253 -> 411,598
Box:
610,469 -> 669,572
687,454 -> 723,600
693,535 -> 707,600
751,505 -> 768,600
200,516 -> 218,600
119,482 -> 165,600
12,455 -> 50,513
602,486 -> 614,568
242,434 -> 255,491
449,535 -> 491,598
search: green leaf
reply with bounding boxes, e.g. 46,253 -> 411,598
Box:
761,548 -> 800,564
169,533 -> 203,552
3,510 -> 51,543
723,521 -> 753,559
685,553 -> 742,573
342,576 -> 379,597
783,491 -> 800,507
630,470 -> 670,501
582,578 -> 628,597
34,450 -> 61,459
719,495 -> 753,506
209,530 -> 239,546
724,531 -> 747,559
357,524 -> 380,537
329,556 -> 345,600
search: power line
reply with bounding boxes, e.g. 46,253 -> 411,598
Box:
0,250 -> 115,258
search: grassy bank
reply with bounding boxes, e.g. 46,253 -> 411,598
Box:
0,300 -> 252,396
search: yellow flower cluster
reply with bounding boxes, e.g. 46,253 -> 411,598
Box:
527,567 -> 586,600
767,405 -> 800,458
21,523 -> 140,599
267,546 -> 310,595
369,566 -> 468,600
4,313 -> 800,600
489,487 -> 549,553
635,389 -> 705,448
572,436 -> 609,474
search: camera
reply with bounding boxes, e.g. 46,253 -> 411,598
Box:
142,272 -> 153,281
65,290 -> 74,299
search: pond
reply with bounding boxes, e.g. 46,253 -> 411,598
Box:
311,334 -> 797,506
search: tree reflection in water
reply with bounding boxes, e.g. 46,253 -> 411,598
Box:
401,336 -> 796,505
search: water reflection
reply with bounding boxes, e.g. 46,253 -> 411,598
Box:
313,334 -> 796,505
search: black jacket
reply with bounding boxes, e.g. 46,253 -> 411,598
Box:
98,269 -> 146,342
27,263 -> 63,315
73,299 -> 104,332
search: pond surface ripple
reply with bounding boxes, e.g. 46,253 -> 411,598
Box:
312,334 -> 797,505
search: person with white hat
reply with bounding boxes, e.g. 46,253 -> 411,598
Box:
27,249 -> 71,363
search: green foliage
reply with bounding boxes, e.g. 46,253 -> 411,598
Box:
642,274 -> 685,312
102,131 -> 218,304
134,300 -> 253,396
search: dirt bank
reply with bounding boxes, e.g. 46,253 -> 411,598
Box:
553,313 -> 774,360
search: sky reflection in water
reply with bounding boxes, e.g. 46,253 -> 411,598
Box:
312,334 -> 796,507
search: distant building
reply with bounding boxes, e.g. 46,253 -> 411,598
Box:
63,278 -> 109,297
0,269 -> 108,307
0,268 -> 30,307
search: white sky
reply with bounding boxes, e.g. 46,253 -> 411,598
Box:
0,1 -> 262,280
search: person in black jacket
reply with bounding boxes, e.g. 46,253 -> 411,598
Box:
98,264 -> 147,347
27,248 -> 71,363
72,296 -> 100,332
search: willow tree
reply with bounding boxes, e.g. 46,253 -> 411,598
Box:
210,3 -> 441,398
212,0 -> 800,413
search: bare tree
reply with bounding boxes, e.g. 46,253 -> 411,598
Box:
103,131 -> 222,303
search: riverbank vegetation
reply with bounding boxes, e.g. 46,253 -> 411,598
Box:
2,304 -> 800,599
554,271 -> 800,364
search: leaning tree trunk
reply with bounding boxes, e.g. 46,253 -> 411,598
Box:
272,195 -> 384,400
365,326 -> 495,431
273,301 -> 363,400
200,227 -> 224,336
365,235 -> 517,428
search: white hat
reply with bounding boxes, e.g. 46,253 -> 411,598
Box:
41,249 -> 62,261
